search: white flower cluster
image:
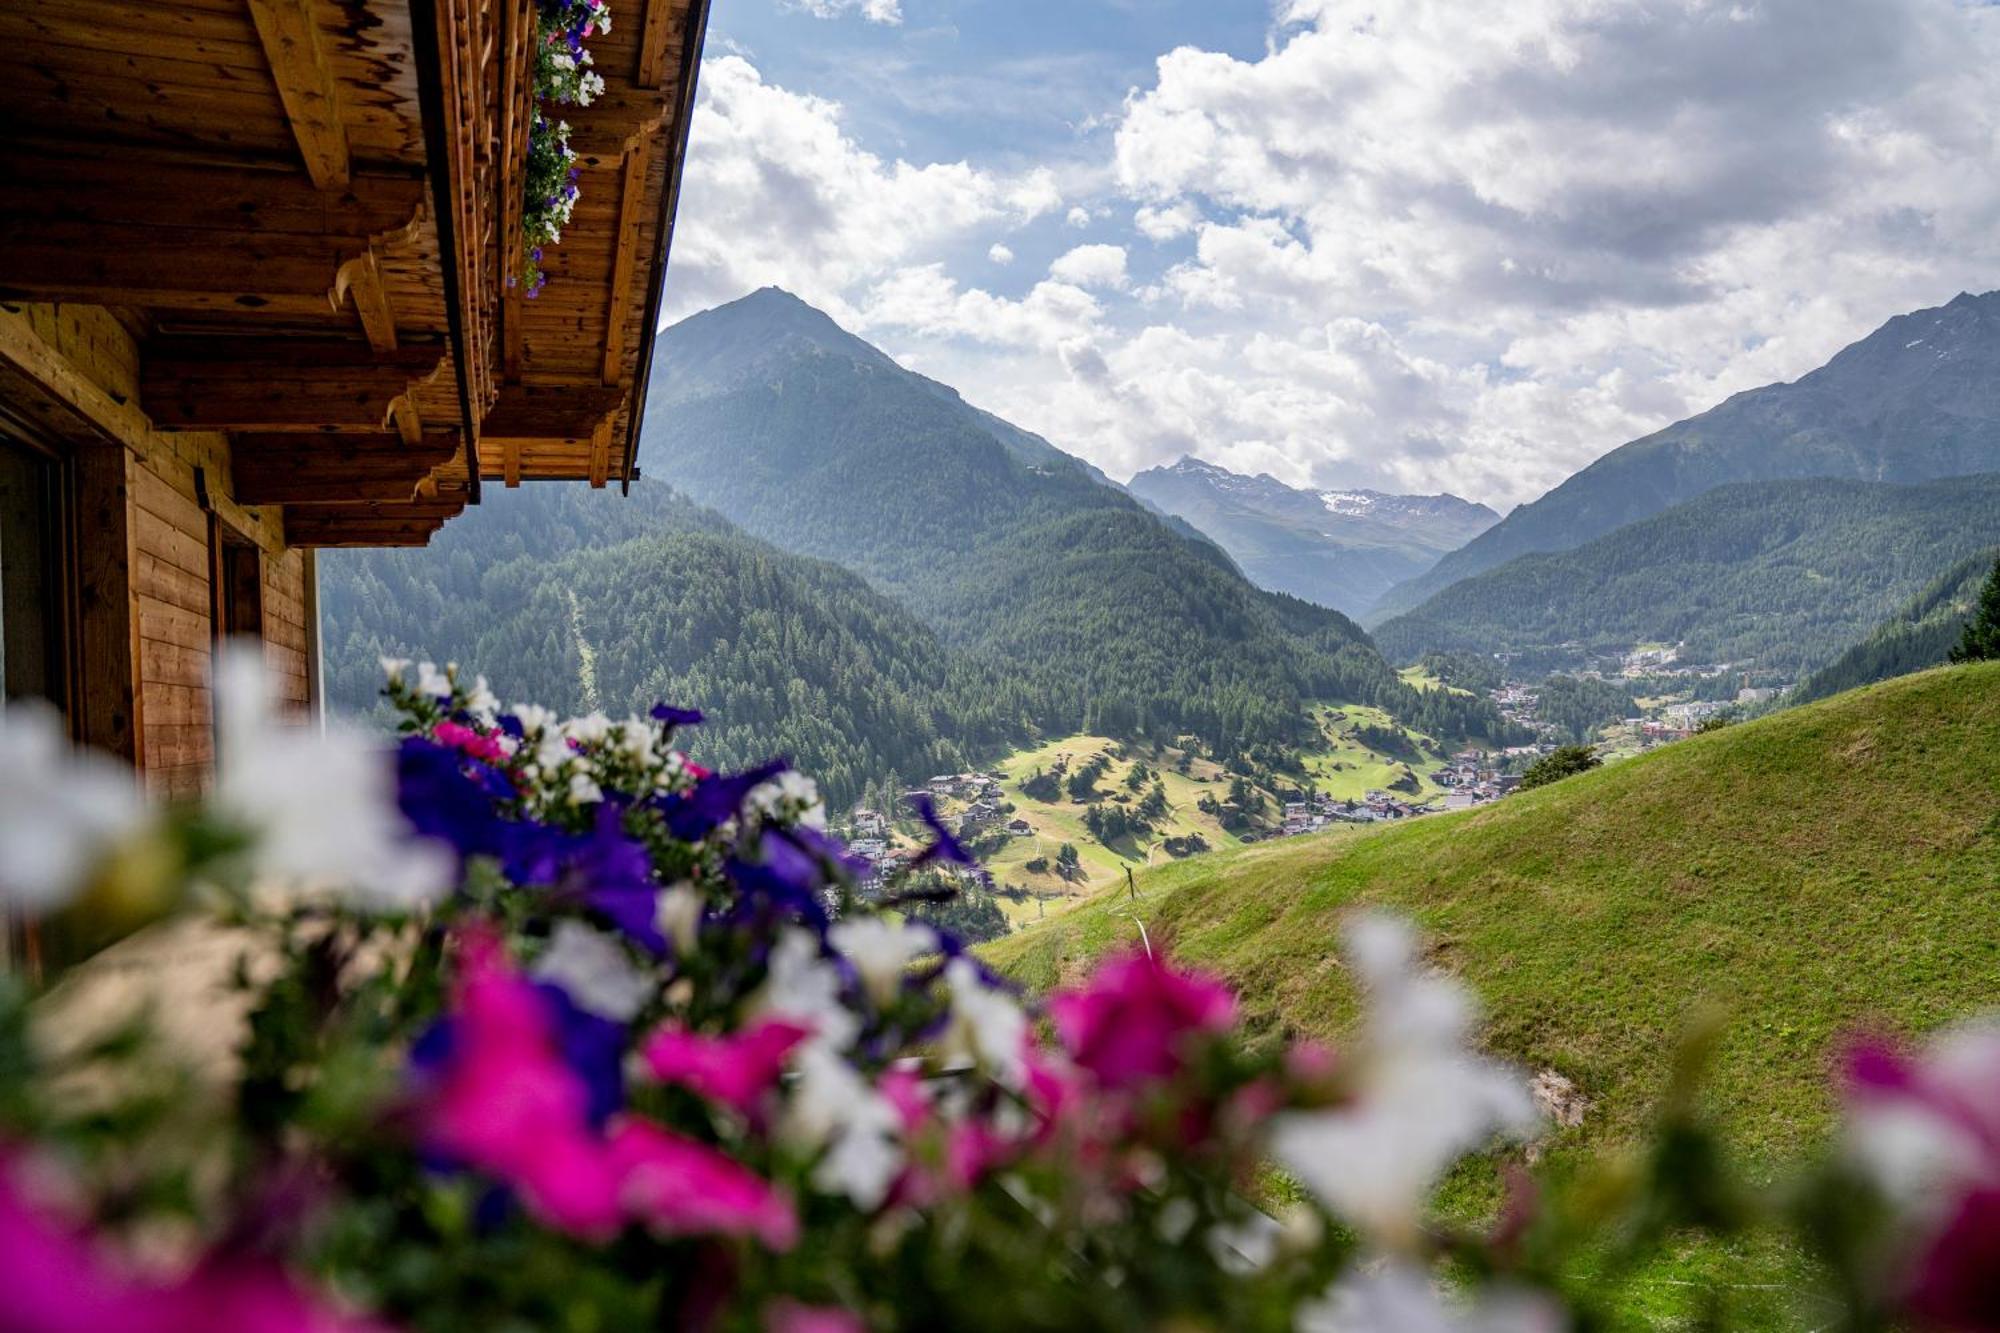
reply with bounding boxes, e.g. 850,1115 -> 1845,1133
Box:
748,769 -> 826,830
381,657 -> 498,720
752,920 -> 1031,1209
1,643 -> 454,918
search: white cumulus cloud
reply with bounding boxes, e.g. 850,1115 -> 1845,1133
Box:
664,2 -> 2000,508
789,0 -> 902,24
666,56 -> 1059,322
1048,244 -> 1128,290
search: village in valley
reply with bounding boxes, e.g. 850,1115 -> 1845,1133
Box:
831,639 -> 1799,930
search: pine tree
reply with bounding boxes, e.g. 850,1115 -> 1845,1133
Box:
1949,555 -> 2000,664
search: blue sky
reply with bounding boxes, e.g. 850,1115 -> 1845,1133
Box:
662,0 -> 2000,507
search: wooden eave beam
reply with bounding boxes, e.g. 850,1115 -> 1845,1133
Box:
245,0 -> 350,189
1,147 -> 424,233
637,0 -> 683,89
0,149 -> 426,315
232,431 -> 458,505
562,87 -> 673,165
283,500 -> 464,548
600,133 -> 653,385
143,340 -> 446,432
479,384 -> 629,443
283,522 -> 450,547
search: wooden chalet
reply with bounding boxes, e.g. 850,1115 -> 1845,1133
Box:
0,0 -> 711,796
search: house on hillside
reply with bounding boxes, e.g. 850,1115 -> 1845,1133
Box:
0,0 -> 710,955
1006,818 -> 1032,836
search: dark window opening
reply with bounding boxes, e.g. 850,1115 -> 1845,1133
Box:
0,434 -> 67,707
215,539 -> 264,642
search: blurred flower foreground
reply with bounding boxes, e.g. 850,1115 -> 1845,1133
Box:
0,647 -> 1991,1331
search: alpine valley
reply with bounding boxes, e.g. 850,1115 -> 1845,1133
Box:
321,286 -> 2000,906
320,290 -> 1514,833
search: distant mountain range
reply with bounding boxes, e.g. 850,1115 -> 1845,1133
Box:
1370,289 -> 2000,622
1370,474 -> 2000,677
1126,456 -> 1498,618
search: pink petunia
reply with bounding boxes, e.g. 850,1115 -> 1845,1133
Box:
609,1119 -> 798,1250
877,1066 -> 930,1134
163,1260 -> 395,1333
944,1120 -> 1008,1191
0,1155 -> 156,1332
639,1020 -> 810,1114
419,934 -> 624,1238
1844,1027 -> 2000,1329
1047,951 -> 1237,1090
431,721 -> 509,766
0,1154 -> 390,1333
419,931 -> 799,1251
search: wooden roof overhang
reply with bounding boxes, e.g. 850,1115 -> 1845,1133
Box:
0,0 -> 710,546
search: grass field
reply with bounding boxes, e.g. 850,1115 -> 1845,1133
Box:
970,735 -> 1261,924
1298,702 -> 1450,802
983,663 -> 2000,1325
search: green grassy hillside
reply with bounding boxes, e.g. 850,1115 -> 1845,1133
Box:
989,662 -> 2000,1162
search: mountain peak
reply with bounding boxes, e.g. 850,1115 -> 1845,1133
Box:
651,287 -> 900,403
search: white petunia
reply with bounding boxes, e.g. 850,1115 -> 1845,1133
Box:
379,657 -> 411,685
786,1043 -> 904,1210
562,712 -> 612,747
1270,914 -> 1537,1251
213,642 -> 454,911
566,772 -> 603,806
532,920 -> 652,1021
0,701 -> 149,913
413,661 -> 452,701
941,958 -> 1027,1082
462,675 -> 498,721
614,718 -> 657,766
829,916 -> 937,1007
755,928 -> 858,1050
655,882 -> 703,956
750,770 -> 823,826
531,729 -> 572,775
511,703 -> 558,737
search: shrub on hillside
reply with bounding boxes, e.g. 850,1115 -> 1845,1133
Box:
1949,553 -> 2000,663
1519,743 -> 1602,790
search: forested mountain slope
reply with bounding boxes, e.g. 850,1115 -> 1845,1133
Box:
1371,474 -> 2000,674
640,289 -> 1509,753
1372,290 -> 2000,620
1790,546 -> 1999,705
318,484 -> 1010,803
1126,456 -> 1498,618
